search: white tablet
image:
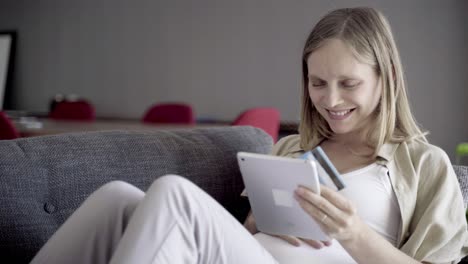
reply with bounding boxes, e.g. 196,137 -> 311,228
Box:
237,152 -> 329,241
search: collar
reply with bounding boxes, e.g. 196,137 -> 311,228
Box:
377,141 -> 400,163
297,136 -> 400,163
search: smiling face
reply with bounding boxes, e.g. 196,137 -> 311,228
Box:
306,38 -> 382,139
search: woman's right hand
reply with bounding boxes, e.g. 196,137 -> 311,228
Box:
243,210 -> 332,249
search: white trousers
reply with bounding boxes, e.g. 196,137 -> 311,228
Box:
31,175 -> 278,264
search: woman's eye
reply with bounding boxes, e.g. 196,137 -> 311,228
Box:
342,80 -> 360,88
311,81 -> 326,87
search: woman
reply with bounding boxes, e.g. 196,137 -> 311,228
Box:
246,6 -> 468,264
31,7 -> 468,264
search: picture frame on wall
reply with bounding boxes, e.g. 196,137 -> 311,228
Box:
0,31 -> 16,110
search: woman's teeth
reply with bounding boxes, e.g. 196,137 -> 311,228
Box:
329,109 -> 352,116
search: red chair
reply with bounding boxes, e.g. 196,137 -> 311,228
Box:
142,103 -> 195,124
232,107 -> 281,142
49,100 -> 96,121
0,111 -> 20,140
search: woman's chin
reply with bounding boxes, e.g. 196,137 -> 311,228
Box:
329,126 -> 353,135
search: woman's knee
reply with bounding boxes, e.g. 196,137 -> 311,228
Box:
96,181 -> 141,197
146,175 -> 200,199
87,181 -> 144,212
153,174 -> 194,188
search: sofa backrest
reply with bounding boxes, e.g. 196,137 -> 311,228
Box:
455,165 -> 468,208
0,126 -> 273,263
1,127 -> 467,264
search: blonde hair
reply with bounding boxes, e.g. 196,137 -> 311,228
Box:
299,7 -> 427,156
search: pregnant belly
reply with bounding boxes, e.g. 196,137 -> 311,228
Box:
254,233 -> 357,264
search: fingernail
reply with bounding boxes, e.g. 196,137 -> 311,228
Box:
296,187 -> 304,195
293,192 -> 300,201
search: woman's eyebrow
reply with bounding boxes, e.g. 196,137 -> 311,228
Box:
308,74 -> 361,80
340,75 -> 361,80
307,74 -> 324,80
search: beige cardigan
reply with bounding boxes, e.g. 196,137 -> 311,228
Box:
269,135 -> 468,264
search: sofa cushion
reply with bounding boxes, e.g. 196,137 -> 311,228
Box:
0,126 -> 272,263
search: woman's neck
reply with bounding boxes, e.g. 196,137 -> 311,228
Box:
329,133 -> 367,148
325,132 -> 375,157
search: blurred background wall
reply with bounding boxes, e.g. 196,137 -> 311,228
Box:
0,0 -> 466,160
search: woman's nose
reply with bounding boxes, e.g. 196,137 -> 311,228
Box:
323,87 -> 343,107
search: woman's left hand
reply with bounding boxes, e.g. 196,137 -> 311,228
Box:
294,185 -> 364,243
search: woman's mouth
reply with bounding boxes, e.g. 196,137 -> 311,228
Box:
327,108 -> 355,120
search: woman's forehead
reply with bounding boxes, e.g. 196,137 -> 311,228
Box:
306,39 -> 374,79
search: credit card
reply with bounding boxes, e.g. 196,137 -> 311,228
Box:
300,146 -> 346,190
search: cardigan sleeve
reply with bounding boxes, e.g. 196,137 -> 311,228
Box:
400,145 -> 468,263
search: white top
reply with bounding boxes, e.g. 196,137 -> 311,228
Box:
254,163 -> 401,264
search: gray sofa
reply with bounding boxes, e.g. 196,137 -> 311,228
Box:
0,126 -> 467,264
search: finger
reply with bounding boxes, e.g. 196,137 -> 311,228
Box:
277,235 -> 301,247
294,194 -> 332,231
295,186 -> 343,222
322,240 -> 333,247
320,185 -> 356,214
301,239 -> 325,249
